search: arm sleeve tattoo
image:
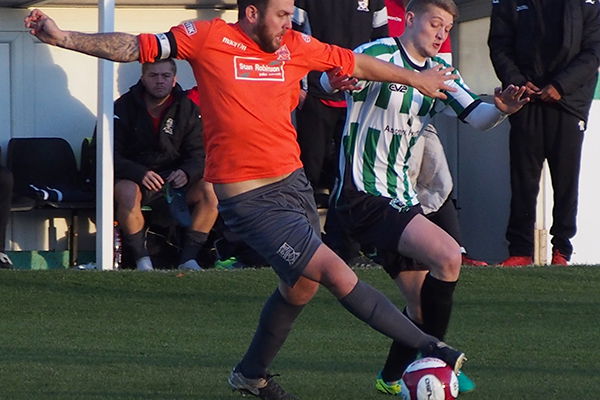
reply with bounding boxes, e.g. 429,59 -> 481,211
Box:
59,31 -> 139,62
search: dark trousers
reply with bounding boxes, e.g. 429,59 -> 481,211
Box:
295,93 -> 347,190
296,94 -> 360,260
0,166 -> 14,250
506,102 -> 584,258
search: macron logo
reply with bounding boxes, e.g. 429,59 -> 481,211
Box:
222,37 -> 247,51
516,4 -> 528,11
585,0 -> 595,4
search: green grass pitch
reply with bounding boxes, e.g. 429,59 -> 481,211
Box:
0,265 -> 598,399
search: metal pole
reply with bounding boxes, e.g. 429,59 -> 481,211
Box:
96,0 -> 115,270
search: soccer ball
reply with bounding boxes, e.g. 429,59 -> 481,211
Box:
400,357 -> 459,400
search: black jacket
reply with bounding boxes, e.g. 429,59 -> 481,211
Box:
114,81 -> 204,185
488,0 -> 600,121
292,0 -> 389,101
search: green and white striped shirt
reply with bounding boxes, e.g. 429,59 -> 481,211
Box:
339,37 -> 481,208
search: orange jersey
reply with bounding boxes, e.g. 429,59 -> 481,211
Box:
138,19 -> 355,183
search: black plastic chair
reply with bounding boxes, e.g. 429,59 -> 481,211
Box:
7,137 -> 95,266
9,195 -> 36,212
1,146 -> 35,213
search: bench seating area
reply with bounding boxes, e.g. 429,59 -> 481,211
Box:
6,137 -> 95,267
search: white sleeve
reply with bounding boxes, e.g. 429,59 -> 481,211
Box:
463,102 -> 509,131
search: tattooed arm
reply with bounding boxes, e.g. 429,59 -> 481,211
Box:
24,9 -> 139,62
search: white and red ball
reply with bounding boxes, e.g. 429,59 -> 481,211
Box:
400,357 -> 459,400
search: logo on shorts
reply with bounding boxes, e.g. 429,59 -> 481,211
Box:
389,198 -> 410,213
277,242 -> 300,265
184,21 -> 197,35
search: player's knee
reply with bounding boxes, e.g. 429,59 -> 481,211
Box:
114,180 -> 142,210
279,277 -> 319,306
188,180 -> 218,208
435,250 -> 462,280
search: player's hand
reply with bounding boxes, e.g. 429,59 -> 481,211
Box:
141,170 -> 165,192
494,84 -> 529,114
297,89 -> 307,110
538,84 -> 561,103
524,81 -> 541,99
327,67 -> 362,92
415,65 -> 459,100
166,169 -> 188,189
24,9 -> 66,46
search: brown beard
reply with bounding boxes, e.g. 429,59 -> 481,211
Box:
255,17 -> 279,53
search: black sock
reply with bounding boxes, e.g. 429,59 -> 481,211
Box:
380,308 -> 423,382
179,230 -> 208,264
421,273 -> 457,340
339,281 -> 434,350
238,289 -> 304,379
123,229 -> 148,261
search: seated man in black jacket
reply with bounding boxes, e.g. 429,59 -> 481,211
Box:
114,58 -> 211,271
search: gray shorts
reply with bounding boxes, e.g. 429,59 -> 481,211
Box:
217,169 -> 322,286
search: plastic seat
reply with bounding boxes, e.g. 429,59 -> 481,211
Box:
7,137 -> 95,266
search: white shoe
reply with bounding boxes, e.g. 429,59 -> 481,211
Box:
135,256 -> 154,271
0,252 -> 13,269
178,259 -> 203,271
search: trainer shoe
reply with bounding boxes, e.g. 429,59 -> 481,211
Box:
228,368 -> 298,400
348,253 -> 378,268
462,254 -> 488,266
499,255 -> 533,267
550,249 -> 569,266
0,252 -> 14,269
375,371 -> 402,395
177,259 -> 204,271
457,370 -> 476,393
214,257 -> 245,270
420,341 -> 466,374
135,256 -> 154,271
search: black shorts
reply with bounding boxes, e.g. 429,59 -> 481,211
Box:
114,169 -> 176,206
336,179 -> 426,278
217,169 -> 322,286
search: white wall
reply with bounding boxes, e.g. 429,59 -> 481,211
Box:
571,102 -> 600,264
0,7 -> 236,253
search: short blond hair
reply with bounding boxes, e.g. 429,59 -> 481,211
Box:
406,0 -> 459,20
